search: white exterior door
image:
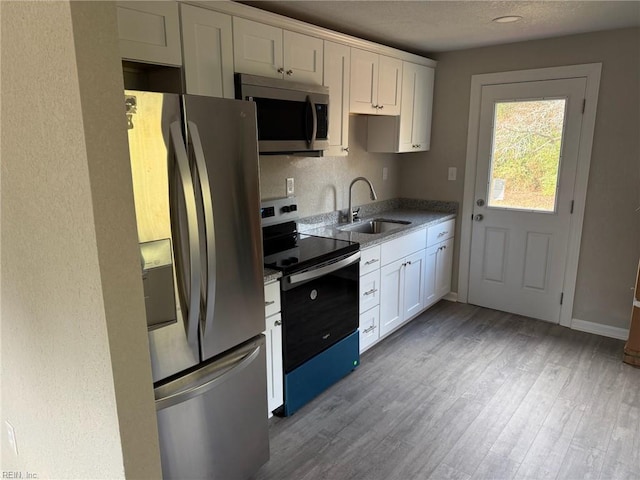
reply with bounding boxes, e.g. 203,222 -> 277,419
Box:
468,78 -> 587,322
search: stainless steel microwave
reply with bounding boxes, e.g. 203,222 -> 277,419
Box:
235,73 -> 329,156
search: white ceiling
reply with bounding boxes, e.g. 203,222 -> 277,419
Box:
239,1 -> 640,55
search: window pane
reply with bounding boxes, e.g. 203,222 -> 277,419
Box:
488,99 -> 566,212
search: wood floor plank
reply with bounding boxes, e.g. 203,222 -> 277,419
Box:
252,301 -> 635,480
557,443 -> 606,480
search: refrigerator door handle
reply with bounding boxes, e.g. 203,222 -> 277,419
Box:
169,121 -> 201,345
154,343 -> 262,411
187,120 -> 216,336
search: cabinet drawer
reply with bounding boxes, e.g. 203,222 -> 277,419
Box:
381,228 -> 426,266
360,245 -> 381,276
264,281 -> 281,317
360,269 -> 381,313
359,305 -> 380,352
427,219 -> 455,247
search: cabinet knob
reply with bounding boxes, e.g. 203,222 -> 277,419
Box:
378,105 -> 384,110
372,104 -> 378,109
277,67 -> 284,74
274,319 -> 282,326
342,147 -> 350,153
286,69 -> 293,76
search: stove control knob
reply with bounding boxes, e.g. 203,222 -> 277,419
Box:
281,206 -> 291,213
289,204 -> 297,211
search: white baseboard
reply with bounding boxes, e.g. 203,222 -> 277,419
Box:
571,318 -> 629,341
443,292 -> 458,302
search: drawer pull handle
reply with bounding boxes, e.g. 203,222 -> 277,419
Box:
364,258 -> 379,265
438,231 -> 448,238
363,288 -> 378,296
363,325 -> 377,334
265,300 -> 275,307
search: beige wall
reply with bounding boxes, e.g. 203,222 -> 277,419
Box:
1,2 -> 161,477
399,27 -> 640,330
259,115 -> 400,217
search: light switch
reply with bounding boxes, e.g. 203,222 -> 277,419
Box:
286,178 -> 294,196
448,167 -> 457,181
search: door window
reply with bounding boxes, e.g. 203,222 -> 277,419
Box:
487,99 -> 567,212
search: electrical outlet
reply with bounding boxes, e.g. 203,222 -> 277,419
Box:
6,421 -> 18,455
286,178 -> 294,196
448,167 -> 457,181
382,167 -> 388,181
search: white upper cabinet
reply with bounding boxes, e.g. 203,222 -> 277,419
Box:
323,41 -> 351,156
367,61 -> 435,153
399,62 -> 434,151
350,49 -> 402,115
181,5 -> 234,99
117,1 -> 182,66
233,18 -> 323,84
283,31 -> 324,84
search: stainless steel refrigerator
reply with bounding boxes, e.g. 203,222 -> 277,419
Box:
125,90 -> 269,480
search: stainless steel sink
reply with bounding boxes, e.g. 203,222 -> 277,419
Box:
339,218 -> 411,234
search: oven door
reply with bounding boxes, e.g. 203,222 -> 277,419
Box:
280,251 -> 360,372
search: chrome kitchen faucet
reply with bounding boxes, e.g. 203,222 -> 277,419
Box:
348,177 -> 378,222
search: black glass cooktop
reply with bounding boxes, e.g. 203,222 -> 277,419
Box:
263,231 -> 359,274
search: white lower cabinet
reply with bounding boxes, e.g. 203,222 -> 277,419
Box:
359,306 -> 380,352
425,219 -> 455,307
379,249 -> 426,337
359,245 -> 381,353
357,221 -> 454,353
264,281 -> 283,416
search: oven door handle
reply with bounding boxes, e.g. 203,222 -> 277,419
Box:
287,251 -> 361,286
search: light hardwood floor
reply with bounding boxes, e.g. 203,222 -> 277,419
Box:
253,300 -> 640,480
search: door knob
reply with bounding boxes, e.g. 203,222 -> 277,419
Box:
476,199 -> 485,206
474,214 -> 484,222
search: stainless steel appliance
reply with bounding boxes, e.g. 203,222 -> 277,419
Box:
125,90 -> 269,479
235,73 -> 330,156
261,198 -> 360,416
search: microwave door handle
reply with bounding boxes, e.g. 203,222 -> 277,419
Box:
305,95 -> 317,149
186,120 -> 216,337
169,121 -> 201,345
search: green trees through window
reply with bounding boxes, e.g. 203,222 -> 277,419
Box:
488,99 -> 566,212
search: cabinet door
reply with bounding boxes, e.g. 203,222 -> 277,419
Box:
233,18 -> 283,78
181,5 -> 234,99
398,63 -> 434,152
283,31 -> 323,85
380,258 -> 404,336
403,249 -> 425,320
376,55 -> 402,115
323,41 -> 351,156
412,64 -> 434,150
117,1 -> 182,66
359,306 -> 380,353
435,237 -> 454,299
424,244 -> 438,308
360,269 -> 381,313
350,48 -> 378,114
265,313 -> 283,415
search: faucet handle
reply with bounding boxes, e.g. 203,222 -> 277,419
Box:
352,207 -> 360,220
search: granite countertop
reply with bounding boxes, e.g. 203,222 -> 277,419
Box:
301,209 -> 456,249
263,268 -> 282,283
262,199 -> 458,282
